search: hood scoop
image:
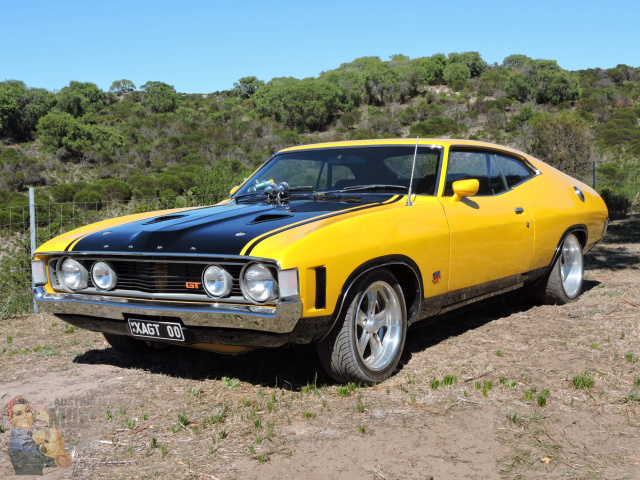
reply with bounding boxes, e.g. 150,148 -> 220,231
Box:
248,213 -> 293,225
143,214 -> 189,225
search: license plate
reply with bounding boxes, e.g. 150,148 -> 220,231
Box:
128,318 -> 185,342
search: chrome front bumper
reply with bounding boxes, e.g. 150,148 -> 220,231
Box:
33,287 -> 303,334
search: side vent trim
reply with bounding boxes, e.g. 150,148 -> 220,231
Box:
315,267 -> 327,309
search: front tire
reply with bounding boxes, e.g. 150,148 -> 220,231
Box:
103,333 -> 156,355
317,269 -> 407,384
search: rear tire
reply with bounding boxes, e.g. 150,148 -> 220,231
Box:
525,233 -> 584,305
103,333 -> 156,355
317,269 -> 407,384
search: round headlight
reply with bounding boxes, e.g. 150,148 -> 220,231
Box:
241,263 -> 277,303
92,261 -> 117,290
203,265 -> 233,297
59,258 -> 88,291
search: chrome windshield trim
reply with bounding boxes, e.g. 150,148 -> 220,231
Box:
33,287 -> 302,334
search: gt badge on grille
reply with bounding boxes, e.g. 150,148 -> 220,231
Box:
186,282 -> 202,289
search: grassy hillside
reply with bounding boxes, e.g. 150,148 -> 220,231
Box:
1,52 -> 639,215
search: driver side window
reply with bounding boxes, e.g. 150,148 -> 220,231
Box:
444,150 -> 507,196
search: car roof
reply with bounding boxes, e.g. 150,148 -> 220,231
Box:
278,139 -> 530,159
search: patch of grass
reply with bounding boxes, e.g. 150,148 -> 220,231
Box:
573,372 -> 595,391
178,410 -> 189,427
591,342 -> 598,349
6,334 -> 12,344
257,454 -> 267,464
221,377 -> 240,389
523,386 -> 537,401
507,411 -> 520,423
253,418 -> 262,431
622,392 -> 640,404
160,444 -> 167,458
302,411 -> 316,419
624,353 -> 637,363
0,424 -> 6,434
187,385 -> 204,396
64,324 -> 77,334
219,428 -> 227,440
621,333 -> 626,340
482,380 -> 492,397
430,379 -> 441,390
356,395 -> 365,413
208,403 -> 228,424
443,375 -> 458,386
634,377 -> 640,387
337,382 -> 358,397
358,425 -> 365,434
301,373 -> 321,396
537,389 -> 550,407
496,350 -> 504,357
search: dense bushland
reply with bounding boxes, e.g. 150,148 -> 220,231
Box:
1,52 -> 639,214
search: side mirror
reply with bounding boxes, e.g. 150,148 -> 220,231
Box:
451,179 -> 479,202
229,185 -> 240,196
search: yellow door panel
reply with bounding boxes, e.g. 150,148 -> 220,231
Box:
441,189 -> 534,291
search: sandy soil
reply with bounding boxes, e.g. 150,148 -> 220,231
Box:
1,216 -> 638,479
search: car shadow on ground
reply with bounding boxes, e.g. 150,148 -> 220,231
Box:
401,292 -> 535,365
74,291 -> 560,389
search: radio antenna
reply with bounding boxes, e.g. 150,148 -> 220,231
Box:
406,137 -> 419,206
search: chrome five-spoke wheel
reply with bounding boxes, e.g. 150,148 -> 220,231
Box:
354,280 -> 403,372
559,234 -> 583,298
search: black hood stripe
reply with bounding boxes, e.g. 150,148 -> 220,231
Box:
65,196 -> 403,257
242,195 -> 402,255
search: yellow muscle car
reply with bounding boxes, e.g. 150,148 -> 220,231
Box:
32,139 -> 609,383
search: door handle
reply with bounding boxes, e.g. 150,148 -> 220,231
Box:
514,207 -> 525,214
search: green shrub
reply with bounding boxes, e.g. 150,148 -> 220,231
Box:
599,188 -> 631,216
409,117 -> 462,136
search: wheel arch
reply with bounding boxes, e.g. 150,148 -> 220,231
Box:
530,224 -> 588,287
322,255 -> 423,340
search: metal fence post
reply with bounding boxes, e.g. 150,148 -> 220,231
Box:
29,187 -> 39,314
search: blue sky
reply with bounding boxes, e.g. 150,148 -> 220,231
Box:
2,0 -> 639,94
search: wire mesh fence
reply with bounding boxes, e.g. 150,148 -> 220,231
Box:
0,193 -> 222,248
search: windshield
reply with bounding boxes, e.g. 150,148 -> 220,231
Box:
234,145 -> 442,197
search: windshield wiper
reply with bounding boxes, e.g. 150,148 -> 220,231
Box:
233,191 -> 263,203
342,184 -> 407,192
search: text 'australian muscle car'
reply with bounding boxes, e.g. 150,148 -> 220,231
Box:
32,139 -> 609,383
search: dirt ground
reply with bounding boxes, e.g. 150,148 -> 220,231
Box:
1,216 -> 639,480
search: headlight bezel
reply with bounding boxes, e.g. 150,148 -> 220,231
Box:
56,257 -> 89,292
202,264 -> 233,298
240,262 -> 279,304
91,261 -> 118,291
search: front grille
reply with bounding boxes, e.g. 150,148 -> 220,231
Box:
107,261 -> 243,296
51,257 -> 252,300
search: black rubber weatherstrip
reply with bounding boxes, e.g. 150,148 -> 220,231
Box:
243,195 -> 403,255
